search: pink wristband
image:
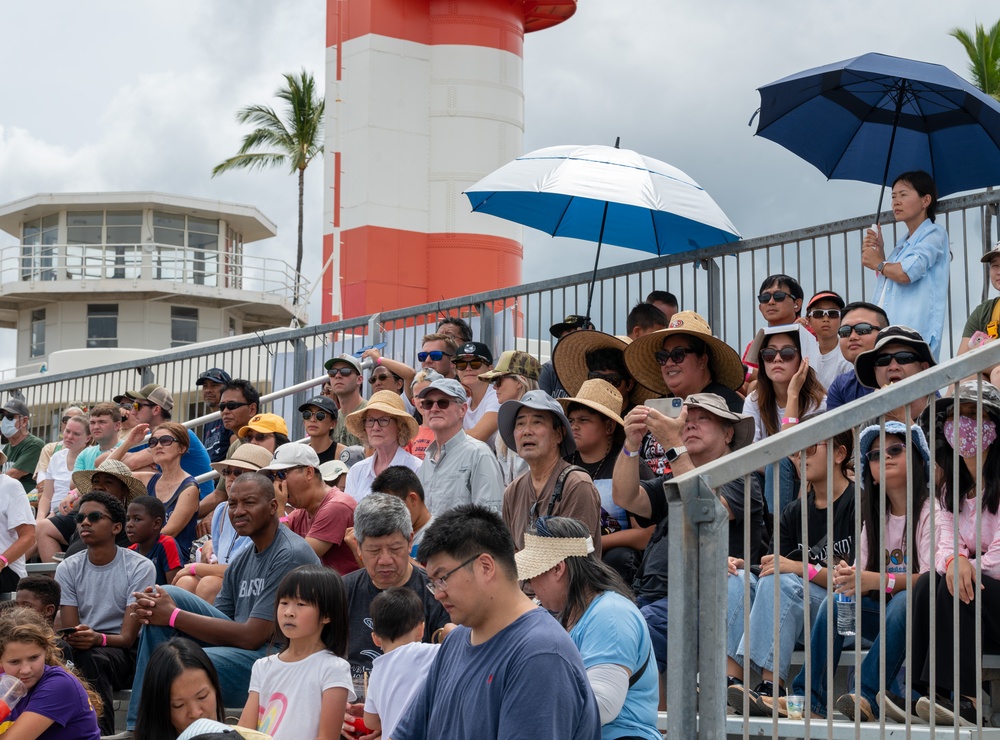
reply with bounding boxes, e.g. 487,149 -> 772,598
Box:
100,633 -> 107,647
807,564 -> 819,581
279,516 -> 289,523
168,608 -> 181,629
886,574 -> 896,593
782,417 -> 799,425
0,555 -> 9,568
189,563 -> 197,576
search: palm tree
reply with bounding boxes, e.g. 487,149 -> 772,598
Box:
212,70 -> 324,305
950,20 -> 1000,99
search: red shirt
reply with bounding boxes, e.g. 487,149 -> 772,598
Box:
286,487 -> 358,575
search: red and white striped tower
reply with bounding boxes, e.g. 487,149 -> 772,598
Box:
322,0 -> 576,321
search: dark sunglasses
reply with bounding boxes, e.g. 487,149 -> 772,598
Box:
874,351 -> 921,367
418,350 -> 453,362
837,322 -> 877,338
75,511 -> 111,524
760,346 -> 800,363
491,377 -> 510,389
219,467 -> 246,478
264,467 -> 304,481
655,347 -> 697,366
588,371 -> 626,386
368,373 -> 397,384
328,367 -> 357,377
757,290 -> 791,304
301,410 -> 331,421
132,402 -> 154,410
807,308 -> 841,319
865,442 -> 907,464
454,359 -> 486,371
148,435 -> 178,448
218,401 -> 250,411
244,432 -> 274,444
421,398 -> 454,410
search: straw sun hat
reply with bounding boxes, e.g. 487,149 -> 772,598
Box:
552,330 -> 656,406
624,311 -> 744,394
346,390 -> 420,441
557,378 -> 625,428
515,531 -> 595,581
71,459 -> 147,503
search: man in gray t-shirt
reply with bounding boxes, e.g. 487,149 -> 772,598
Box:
123,473 -> 320,731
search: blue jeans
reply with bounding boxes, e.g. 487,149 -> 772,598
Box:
730,572 -> 826,683
790,593 -> 908,717
764,458 -> 797,519
125,587 -> 270,729
638,596 -> 668,675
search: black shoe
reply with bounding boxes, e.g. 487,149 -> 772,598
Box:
878,691 -> 923,724
746,681 -> 784,717
726,679 -> 751,715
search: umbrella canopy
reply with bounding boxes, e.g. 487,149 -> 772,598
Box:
755,52 -> 1000,200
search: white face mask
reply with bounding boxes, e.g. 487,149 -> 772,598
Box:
0,417 -> 17,438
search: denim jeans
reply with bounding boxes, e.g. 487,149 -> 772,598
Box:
789,592 -> 907,718
764,458 -> 798,519
638,595 -> 668,675
726,571 -> 758,660
125,586 -> 270,729
730,572 -> 827,683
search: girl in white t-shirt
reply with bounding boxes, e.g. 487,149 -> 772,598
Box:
35,415 -> 91,519
239,565 -> 354,740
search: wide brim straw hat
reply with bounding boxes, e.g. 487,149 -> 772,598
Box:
552,330 -> 656,406
346,390 -> 420,442
557,379 -> 625,428
210,443 -> 274,473
515,531 -> 595,581
71,459 -> 146,504
624,311 -> 745,394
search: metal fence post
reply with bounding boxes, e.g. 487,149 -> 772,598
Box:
476,302 -> 495,353
666,473 -> 728,740
290,337 -> 308,440
703,258 -> 721,335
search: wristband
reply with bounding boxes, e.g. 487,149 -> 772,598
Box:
168,608 -> 181,629
781,417 -> 799,425
621,446 -> 640,458
886,573 -> 896,593
375,356 -> 382,366
807,564 -> 819,581
0,555 -> 9,568
189,563 -> 197,576
100,633 -> 107,647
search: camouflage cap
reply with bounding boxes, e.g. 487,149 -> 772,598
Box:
478,350 -> 542,382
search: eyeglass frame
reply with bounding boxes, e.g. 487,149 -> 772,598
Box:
760,346 -> 801,363
425,553 -> 482,595
837,322 -> 878,338
807,308 -> 842,319
655,347 -> 698,366
873,351 -> 921,367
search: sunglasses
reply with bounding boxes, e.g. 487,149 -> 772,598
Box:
807,308 -> 841,319
837,322 -> 878,338
218,401 -> 250,411
418,350 -> 454,362
865,442 -> 907,464
301,410 -> 331,421
264,467 -> 305,481
874,351 -> 921,367
757,290 -> 791,304
655,347 -> 697,366
219,468 -> 246,478
760,346 -> 800,363
132,402 -> 154,410
148,435 -> 178,448
61,415 -> 73,424
328,367 -> 357,377
244,432 -> 274,443
454,359 -> 486,371
491,376 -> 511,389
75,511 -> 111,524
421,398 -> 455,410
364,416 -> 393,428
588,371 -> 626,386
369,373 -> 396,384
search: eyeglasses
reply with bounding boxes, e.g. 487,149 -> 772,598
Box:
757,290 -> 791,304
61,415 -> 73,424
420,398 -> 455,410
426,553 -> 482,595
837,322 -> 877,338
119,402 -> 134,409
418,351 -> 454,362
132,402 -> 154,410
263,466 -> 306,481
588,371 -> 626,386
218,401 -> 250,411
865,442 -> 907,464
454,359 -> 486,371
75,511 -> 111,524
301,410 -> 331,421
364,416 -> 393,428
244,432 -> 274,443
655,347 -> 697,366
873,351 -> 921,367
328,367 -> 357,377
147,436 -> 178,448
807,308 -> 841,319
760,346 -> 800,363
369,373 -> 396,384
220,468 -> 246,478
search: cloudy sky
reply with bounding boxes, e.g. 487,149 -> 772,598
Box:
0,0 -> 997,362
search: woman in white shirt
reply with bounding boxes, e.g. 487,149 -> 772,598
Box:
35,415 -> 91,520
343,391 -> 421,501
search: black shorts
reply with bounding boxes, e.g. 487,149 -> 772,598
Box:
49,512 -> 77,543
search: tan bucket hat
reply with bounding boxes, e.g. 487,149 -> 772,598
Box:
210,443 -> 274,473
557,379 -> 625,428
624,311 -> 744,393
71,459 -> 147,503
346,390 -> 420,442
552,330 -> 656,406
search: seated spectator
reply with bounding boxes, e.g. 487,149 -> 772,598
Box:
237,413 -> 290,456
320,459 -> 349,490
74,402 -> 123,471
127,496 -> 183,585
560,379 -> 653,585
416,379 -> 503,516
958,242 -> 1000,383
342,494 -> 450,705
453,342 -> 501,445
498,390 -> 601,554
553,330 -> 649,414
344,391 -> 422,501
366,360 -> 417,416
217,380 -> 260,458
370,466 -> 434,558
825,301 -> 888,410
297,396 -> 343,464
407,369 -> 443,459
15,575 -> 73,663
417,333 -> 459,381
437,316 -> 473,344
0,448 -> 36,593
56,491 -> 155,734
540,314 -> 593,399
1,399 -> 44,495
854,325 -> 936,421
645,290 -> 678,322
805,290 -> 852,391
122,472 -> 320,734
261,443 -> 358,576
478,351 -> 541,486
326,354 -> 368,446
32,405 -> 86,489
35,414 -> 91,522
627,301 -> 668,340
196,368 -> 233,463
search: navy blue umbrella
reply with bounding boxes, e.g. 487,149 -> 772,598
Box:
754,52 -> 1000,216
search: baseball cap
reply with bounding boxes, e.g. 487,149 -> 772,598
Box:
298,395 -> 338,417
981,241 -> 1000,264
128,384 -> 174,412
1,399 -> 29,417
259,443 -> 321,472
454,341 -> 494,365
416,378 -> 469,403
550,314 -> 594,338
196,368 -> 232,386
238,413 -> 289,439
319,460 -> 349,484
806,291 -> 845,311
478,350 -> 542,382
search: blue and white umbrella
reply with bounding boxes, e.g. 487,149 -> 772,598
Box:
465,142 -> 741,316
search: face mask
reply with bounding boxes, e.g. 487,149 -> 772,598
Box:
0,418 -> 17,438
943,416 -> 997,458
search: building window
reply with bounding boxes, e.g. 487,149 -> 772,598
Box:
30,309 -> 45,358
171,306 -> 198,347
87,304 -> 118,348
153,212 -> 219,285
21,215 -> 58,281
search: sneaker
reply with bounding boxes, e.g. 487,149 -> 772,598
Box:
836,693 -> 875,722
879,691 -> 924,724
726,680 -> 752,715
915,695 -> 978,726
746,681 -> 784,717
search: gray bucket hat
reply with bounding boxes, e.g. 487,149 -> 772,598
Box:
683,393 -> 755,451
918,380 -> 1000,436
498,390 -> 576,457
858,421 -> 931,480
854,325 -> 935,389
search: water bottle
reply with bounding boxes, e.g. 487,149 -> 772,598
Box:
836,591 -> 856,636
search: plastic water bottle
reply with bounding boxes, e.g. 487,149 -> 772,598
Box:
836,591 -> 856,636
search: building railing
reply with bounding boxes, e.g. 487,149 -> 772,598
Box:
1,242 -> 303,303
664,342 -> 1000,738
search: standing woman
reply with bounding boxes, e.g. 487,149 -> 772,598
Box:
343,391 -> 422,501
862,170 -> 949,359
35,415 -> 91,521
517,517 -> 660,740
478,351 -> 540,486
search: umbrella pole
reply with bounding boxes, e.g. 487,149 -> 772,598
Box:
584,201 -> 610,319
874,84 -> 907,224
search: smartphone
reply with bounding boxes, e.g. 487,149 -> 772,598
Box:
57,627 -> 77,636
646,397 -> 684,418
969,331 -> 991,348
